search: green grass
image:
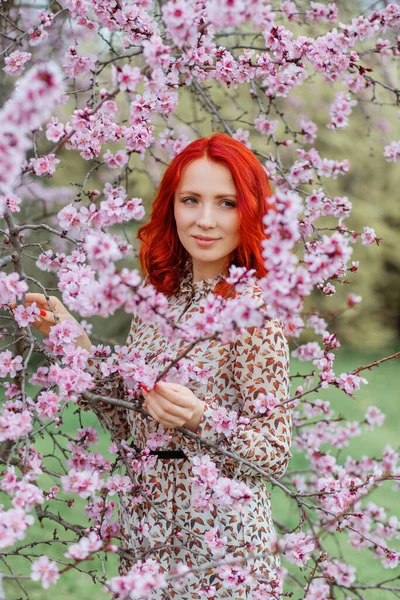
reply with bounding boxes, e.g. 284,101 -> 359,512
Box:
2,346 -> 399,599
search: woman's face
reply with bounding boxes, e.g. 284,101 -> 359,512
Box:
173,157 -> 239,281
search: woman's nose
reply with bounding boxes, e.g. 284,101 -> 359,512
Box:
195,206 -> 217,227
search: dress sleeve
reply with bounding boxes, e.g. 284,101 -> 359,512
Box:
185,318 -> 292,480
76,317 -> 137,442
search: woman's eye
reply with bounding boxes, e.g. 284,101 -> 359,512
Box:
182,197 -> 236,208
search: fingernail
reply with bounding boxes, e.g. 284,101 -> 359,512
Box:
40,309 -> 47,317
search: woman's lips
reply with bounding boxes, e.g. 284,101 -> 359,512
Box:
192,236 -> 220,247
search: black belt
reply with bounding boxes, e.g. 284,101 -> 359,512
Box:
130,444 -> 187,460
149,450 -> 187,460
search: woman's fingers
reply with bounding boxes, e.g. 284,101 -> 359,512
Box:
149,392 -> 187,419
146,395 -> 186,427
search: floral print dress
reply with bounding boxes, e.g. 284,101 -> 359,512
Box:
84,259 -> 292,599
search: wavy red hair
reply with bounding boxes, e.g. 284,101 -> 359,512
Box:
137,133 -> 274,298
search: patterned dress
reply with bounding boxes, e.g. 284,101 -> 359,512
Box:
83,258 -> 292,599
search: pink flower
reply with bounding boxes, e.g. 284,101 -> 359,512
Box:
365,406 -> 385,429
61,468 -> 102,499
46,117 -> 65,142
282,531 -> 315,566
335,372 -> 368,396
36,391 -> 60,419
384,140 -> 400,162
29,154 -> 60,177
0,350 -> 24,378
103,149 -> 129,168
109,558 -> 166,599
204,527 -> 227,557
347,294 -> 362,308
361,226 -> 377,245
111,64 -> 141,92
65,531 -> 103,560
28,26 -> 48,46
4,192 -> 22,213
105,474 -> 132,496
0,507 -> 34,549
31,555 -> 59,589
13,301 -> 41,328
190,455 -> 219,487
254,392 -> 280,413
212,477 -> 252,512
63,46 -> 95,76
217,562 -> 252,589
0,408 -> 32,441
3,51 -> 31,76
254,116 -> 279,136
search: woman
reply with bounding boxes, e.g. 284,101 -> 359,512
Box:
20,133 -> 292,599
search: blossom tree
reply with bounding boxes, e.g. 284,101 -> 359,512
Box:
1,0 -> 400,598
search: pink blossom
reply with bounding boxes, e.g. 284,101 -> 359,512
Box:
4,191 -> 22,213
190,455 -> 219,487
217,561 -> 252,589
253,392 -> 280,413
29,154 -> 60,177
322,559 -> 356,586
365,406 -> 385,429
13,301 -> 41,328
384,140 -> 400,162
46,116 -> 65,142
12,480 -> 44,511
63,46 -> 95,76
0,507 -> 34,549
0,408 -> 32,441
306,2 -> 338,23
109,557 -> 167,599
202,405 -> 239,437
347,293 -> 362,308
212,477 -> 253,512
0,62 -> 64,192
44,319 -> 84,355
31,555 -> 59,589
300,118 -> 318,143
204,526 -> 227,557
161,0 -> 199,47
36,391 -> 60,419
335,372 -> 368,396
292,342 -> 321,361
76,427 -> 98,446
84,231 -> 123,270
280,1 -> 298,21
111,64 -> 141,92
361,226 -> 377,245
61,468 -> 102,499
328,92 -> 357,129
254,116 -> 279,136
3,51 -> 31,76
65,531 -> 103,560
103,149 -> 129,168
0,350 -> 24,378
28,26 -> 48,46
105,474 -> 132,496
282,531 -> 315,566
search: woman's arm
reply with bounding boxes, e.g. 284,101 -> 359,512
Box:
184,318 -> 292,480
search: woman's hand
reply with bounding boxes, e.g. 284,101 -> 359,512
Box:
142,381 -> 205,433
9,293 -> 92,351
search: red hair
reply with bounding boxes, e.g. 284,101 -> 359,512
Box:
137,133 -> 274,298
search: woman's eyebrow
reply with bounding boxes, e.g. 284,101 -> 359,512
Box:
178,190 -> 237,199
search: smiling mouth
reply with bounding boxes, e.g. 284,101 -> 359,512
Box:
192,236 -> 220,241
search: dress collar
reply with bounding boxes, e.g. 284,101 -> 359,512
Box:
179,257 -> 227,300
